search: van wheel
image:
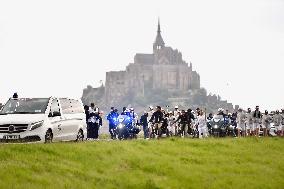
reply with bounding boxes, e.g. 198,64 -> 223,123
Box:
45,129 -> 53,143
76,129 -> 84,142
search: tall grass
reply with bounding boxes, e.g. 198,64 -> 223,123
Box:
0,138 -> 283,189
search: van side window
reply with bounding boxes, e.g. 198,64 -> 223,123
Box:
60,98 -> 72,114
50,99 -> 61,116
70,100 -> 84,114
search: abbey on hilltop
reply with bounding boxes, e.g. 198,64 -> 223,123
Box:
82,20 -> 235,112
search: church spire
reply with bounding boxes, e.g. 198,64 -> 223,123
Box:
157,18 -> 161,33
153,18 -> 165,51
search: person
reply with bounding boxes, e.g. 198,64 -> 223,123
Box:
147,106 -> 155,137
173,106 -> 179,118
149,106 -> 164,138
253,106 -> 262,137
87,103 -> 100,140
84,105 -> 90,123
262,110 -> 272,137
246,108 -> 253,136
187,109 -> 195,135
95,111 -> 103,140
107,107 -> 119,139
140,112 -> 149,139
236,108 -> 246,137
167,111 -> 176,136
174,110 -> 188,137
273,110 -> 282,136
12,92 -> 18,99
217,108 -> 224,116
196,107 -> 202,116
129,107 -> 138,126
281,109 -> 284,137
207,113 -> 214,120
197,110 -> 208,138
121,107 -> 129,116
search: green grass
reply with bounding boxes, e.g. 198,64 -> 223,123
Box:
0,138 -> 283,189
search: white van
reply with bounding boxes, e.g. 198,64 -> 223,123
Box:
0,97 -> 87,143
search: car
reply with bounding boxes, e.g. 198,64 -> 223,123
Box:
0,97 -> 87,143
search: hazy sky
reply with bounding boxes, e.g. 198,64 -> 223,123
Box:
0,0 -> 283,110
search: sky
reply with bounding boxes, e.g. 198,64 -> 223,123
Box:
0,0 -> 283,111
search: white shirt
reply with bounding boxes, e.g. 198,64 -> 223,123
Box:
197,115 -> 207,128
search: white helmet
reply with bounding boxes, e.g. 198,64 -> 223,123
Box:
218,108 -> 223,112
175,105 -> 179,109
130,107 -> 134,111
149,106 -> 153,110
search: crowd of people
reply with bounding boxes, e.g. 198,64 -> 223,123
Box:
85,103 -> 284,140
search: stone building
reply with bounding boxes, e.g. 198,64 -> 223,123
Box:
104,20 -> 200,105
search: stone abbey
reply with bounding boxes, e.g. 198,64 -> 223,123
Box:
104,20 -> 200,105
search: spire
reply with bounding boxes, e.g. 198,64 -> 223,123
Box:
153,18 -> 165,51
157,18 -> 161,33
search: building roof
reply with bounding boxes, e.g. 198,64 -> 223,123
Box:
134,53 -> 154,64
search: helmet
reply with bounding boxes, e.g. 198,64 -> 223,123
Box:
149,106 -> 153,110
218,108 -> 223,112
175,106 -> 179,109
130,107 -> 134,111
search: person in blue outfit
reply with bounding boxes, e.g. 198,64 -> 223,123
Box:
107,107 -> 119,139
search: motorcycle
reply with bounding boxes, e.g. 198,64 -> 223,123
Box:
227,118 -> 237,137
268,123 -> 277,137
115,115 -> 140,140
210,115 -> 227,137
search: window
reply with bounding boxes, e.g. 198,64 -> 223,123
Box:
59,98 -> 72,114
70,100 -> 84,114
50,99 -> 61,116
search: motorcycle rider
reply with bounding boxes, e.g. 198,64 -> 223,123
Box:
197,110 -> 208,138
273,110 -> 282,136
107,107 -> 119,139
121,107 -> 128,115
149,106 -> 164,138
237,108 -> 246,137
246,108 -> 254,136
253,106 -> 262,137
262,110 -> 272,137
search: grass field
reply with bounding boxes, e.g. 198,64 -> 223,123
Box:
0,138 -> 283,189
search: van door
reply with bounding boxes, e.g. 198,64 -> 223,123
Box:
48,98 -> 64,141
59,98 -> 78,140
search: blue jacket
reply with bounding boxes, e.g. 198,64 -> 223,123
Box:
107,111 -> 119,126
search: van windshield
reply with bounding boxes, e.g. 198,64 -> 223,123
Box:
0,98 -> 49,114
